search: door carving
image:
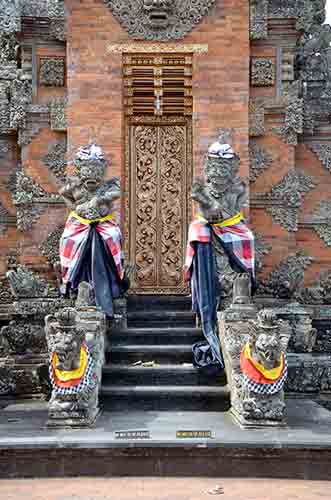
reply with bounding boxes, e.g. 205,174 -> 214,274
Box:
124,116 -> 192,294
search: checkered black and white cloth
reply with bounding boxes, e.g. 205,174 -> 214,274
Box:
243,356 -> 288,395
50,343 -> 96,396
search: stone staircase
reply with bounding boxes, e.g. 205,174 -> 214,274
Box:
101,296 -> 230,411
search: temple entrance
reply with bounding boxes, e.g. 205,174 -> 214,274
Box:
125,116 -> 192,294
123,54 -> 193,295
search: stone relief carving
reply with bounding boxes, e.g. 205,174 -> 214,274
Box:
265,169 -> 316,232
286,357 -> 331,393
39,57 -> 65,87
298,269 -> 331,305
311,200 -> 331,247
276,302 -> 317,353
9,78 -> 33,131
0,366 -> 16,396
0,0 -> 21,34
251,58 -> 275,87
49,18 -> 66,41
249,141 -> 273,182
249,99 -> 265,137
254,232 -> 272,274
309,144 -> 331,174
0,33 -> 19,63
39,227 -> 64,266
274,82 -> 304,145
7,265 -> 49,299
258,250 -> 313,300
13,171 -> 61,231
43,139 -> 67,182
0,321 -> 46,355
250,0 -> 268,40
50,97 -> 67,131
104,0 -> 216,41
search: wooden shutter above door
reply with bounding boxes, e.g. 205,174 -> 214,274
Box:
123,54 -> 193,117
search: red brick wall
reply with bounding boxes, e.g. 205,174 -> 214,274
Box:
66,0 -> 250,189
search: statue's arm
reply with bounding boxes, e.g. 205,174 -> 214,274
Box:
191,178 -> 212,209
59,177 -> 79,210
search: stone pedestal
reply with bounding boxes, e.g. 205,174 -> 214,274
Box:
218,283 -> 291,428
46,306 -> 106,428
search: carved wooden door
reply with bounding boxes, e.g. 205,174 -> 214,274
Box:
125,116 -> 192,294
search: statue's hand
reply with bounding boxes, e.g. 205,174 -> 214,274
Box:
191,178 -> 206,200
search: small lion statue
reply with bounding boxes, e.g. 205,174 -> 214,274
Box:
239,309 -> 291,423
45,307 -> 98,426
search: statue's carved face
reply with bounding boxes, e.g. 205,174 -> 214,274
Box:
104,0 -> 216,41
143,0 -> 175,29
251,332 -> 281,370
205,157 -> 234,189
54,330 -> 81,371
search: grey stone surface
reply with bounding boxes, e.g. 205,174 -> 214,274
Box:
0,399 -> 330,449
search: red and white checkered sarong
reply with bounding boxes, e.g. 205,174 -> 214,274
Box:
184,217 -> 255,281
60,212 -> 124,285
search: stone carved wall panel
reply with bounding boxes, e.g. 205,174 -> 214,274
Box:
249,141 -> 273,182
258,250 -> 313,299
104,0 -> 216,41
262,170 -> 316,232
39,57 -> 65,87
309,144 -> 331,174
43,139 -> 67,182
250,0 -> 268,40
311,200 -> 331,247
249,99 -> 265,137
251,58 -> 275,87
50,97 -> 67,131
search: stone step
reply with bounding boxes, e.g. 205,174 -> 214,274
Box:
106,344 -> 193,364
102,364 -> 227,386
108,327 -> 203,345
100,385 -> 230,411
127,310 -> 196,329
128,295 -> 192,311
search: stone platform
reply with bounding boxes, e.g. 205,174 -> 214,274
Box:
0,398 -> 331,480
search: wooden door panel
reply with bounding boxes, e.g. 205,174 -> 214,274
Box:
125,116 -> 192,294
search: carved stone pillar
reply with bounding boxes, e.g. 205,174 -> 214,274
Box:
45,299 -> 106,427
218,276 -> 291,428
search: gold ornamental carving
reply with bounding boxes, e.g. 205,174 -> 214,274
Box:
125,116 -> 192,294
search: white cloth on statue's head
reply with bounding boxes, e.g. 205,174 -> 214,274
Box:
208,142 -> 234,159
76,144 -> 105,161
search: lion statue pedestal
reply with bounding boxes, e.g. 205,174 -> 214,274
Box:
218,276 -> 291,428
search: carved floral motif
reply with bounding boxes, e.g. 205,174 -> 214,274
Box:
249,141 -> 273,182
251,58 -> 275,86
128,120 -> 190,294
0,321 -> 46,354
43,139 -> 67,182
265,169 -> 316,232
249,99 -> 265,137
39,57 -> 65,87
250,0 -> 268,40
258,250 -> 313,299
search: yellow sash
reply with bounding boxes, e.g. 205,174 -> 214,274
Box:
197,212 -> 243,227
70,211 -> 114,225
53,346 -> 88,382
244,343 -> 284,380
